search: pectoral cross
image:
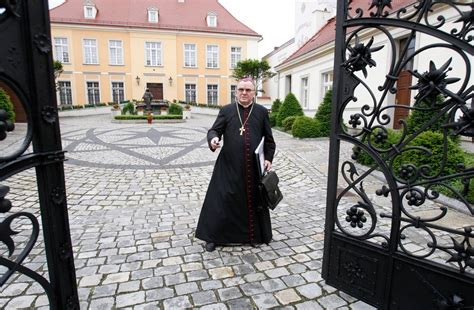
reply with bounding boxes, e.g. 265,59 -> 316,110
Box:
239,126 -> 245,135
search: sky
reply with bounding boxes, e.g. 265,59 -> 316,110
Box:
48,0 -> 296,57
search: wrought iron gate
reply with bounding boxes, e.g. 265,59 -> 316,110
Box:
322,1 -> 473,308
0,0 -> 79,308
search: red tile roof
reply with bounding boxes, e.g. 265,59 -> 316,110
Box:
278,0 -> 416,67
50,0 -> 260,37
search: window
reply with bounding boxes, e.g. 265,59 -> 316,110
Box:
230,85 -> 237,104
86,81 -> 100,104
84,6 -> 94,18
109,40 -> 123,65
83,39 -> 98,64
206,45 -> 219,68
230,47 -> 241,68
207,84 -> 218,105
58,81 -> 72,105
54,38 -> 69,63
322,71 -> 333,96
185,84 -> 196,103
148,9 -> 158,23
145,42 -> 162,66
301,77 -> 309,108
112,82 -> 124,103
184,44 -> 197,67
207,12 -> 217,27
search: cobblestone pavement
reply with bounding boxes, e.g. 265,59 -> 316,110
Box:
1,113 -> 471,309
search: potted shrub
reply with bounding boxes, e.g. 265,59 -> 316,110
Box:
147,112 -> 153,124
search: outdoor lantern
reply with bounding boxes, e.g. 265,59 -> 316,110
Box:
135,76 -> 140,85
168,76 -> 173,86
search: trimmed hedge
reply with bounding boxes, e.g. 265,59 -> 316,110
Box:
269,113 -> 277,127
292,116 -> 320,138
122,102 -> 136,115
0,88 -> 15,122
115,114 -> 182,120
277,93 -> 304,127
406,95 -> 448,134
282,116 -> 298,132
314,89 -> 332,137
271,98 -> 282,114
168,103 -> 183,116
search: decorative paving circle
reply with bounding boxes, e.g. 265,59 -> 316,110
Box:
62,125 -> 216,169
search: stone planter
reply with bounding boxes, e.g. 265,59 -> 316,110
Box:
160,109 -> 168,115
111,109 -> 120,119
182,110 -> 191,119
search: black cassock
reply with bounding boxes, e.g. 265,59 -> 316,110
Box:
195,102 -> 276,245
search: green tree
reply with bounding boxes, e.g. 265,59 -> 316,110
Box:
276,93 -> 304,127
232,59 -> 275,95
271,98 -> 282,113
0,88 -> 15,122
314,89 -> 333,137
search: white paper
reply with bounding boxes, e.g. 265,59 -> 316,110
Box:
255,137 -> 265,176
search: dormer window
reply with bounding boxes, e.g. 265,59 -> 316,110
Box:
83,1 -> 97,19
207,12 -> 217,27
148,8 -> 158,23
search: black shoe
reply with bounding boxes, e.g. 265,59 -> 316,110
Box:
205,242 -> 216,252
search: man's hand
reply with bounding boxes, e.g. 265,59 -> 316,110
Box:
210,137 -> 221,150
264,160 -> 272,171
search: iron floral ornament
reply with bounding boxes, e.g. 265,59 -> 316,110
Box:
343,36 -> 383,78
368,0 -> 392,17
409,58 -> 460,106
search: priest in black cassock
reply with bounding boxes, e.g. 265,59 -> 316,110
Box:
195,78 -> 276,252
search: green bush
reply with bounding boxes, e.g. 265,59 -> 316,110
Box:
122,102 -> 136,115
271,98 -> 282,114
115,114 -> 182,120
269,113 -> 277,127
0,88 -> 15,122
353,129 -> 402,166
406,95 -> 448,134
277,93 -> 304,127
392,131 -> 465,180
282,116 -> 298,132
292,116 -> 320,138
168,103 -> 183,116
314,89 -> 333,137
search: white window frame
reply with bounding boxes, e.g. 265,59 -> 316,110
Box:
184,44 -> 197,68
230,47 -> 241,69
207,13 -> 217,27
301,77 -> 309,109
54,37 -> 70,63
83,39 -> 98,64
185,83 -> 197,103
230,85 -> 237,104
207,84 -> 218,106
111,81 -> 125,103
145,42 -> 162,66
206,45 -> 219,69
148,9 -> 158,23
84,6 -> 94,18
109,40 -> 124,65
58,81 -> 73,105
322,71 -> 333,99
86,81 -> 100,105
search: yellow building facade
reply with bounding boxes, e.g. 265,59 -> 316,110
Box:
50,0 -> 260,107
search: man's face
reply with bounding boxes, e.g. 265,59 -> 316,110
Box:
236,81 -> 255,105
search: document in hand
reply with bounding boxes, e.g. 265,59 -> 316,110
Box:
255,137 -> 265,177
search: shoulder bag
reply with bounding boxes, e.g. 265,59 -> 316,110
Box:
258,170 -> 283,210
